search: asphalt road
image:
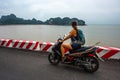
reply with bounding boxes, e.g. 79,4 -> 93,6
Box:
0,47 -> 120,80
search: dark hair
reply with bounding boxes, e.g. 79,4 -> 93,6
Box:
72,21 -> 78,31
72,21 -> 77,27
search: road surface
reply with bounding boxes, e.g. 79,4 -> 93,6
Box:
0,47 -> 120,80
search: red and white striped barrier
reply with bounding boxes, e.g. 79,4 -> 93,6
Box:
12,40 -> 40,51
39,42 -> 120,59
40,42 -> 69,53
97,46 -> 120,59
40,42 -> 55,52
0,38 -> 12,47
0,38 -> 120,60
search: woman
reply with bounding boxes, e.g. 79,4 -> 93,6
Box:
61,21 -> 82,62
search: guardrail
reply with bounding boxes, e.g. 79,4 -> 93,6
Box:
0,38 -> 120,60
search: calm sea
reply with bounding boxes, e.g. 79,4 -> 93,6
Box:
0,25 -> 120,48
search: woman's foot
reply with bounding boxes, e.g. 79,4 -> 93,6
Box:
62,57 -> 66,63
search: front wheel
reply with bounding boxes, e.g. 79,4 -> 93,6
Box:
83,56 -> 99,73
48,53 -> 60,65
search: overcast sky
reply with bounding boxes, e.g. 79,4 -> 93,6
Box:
0,0 -> 120,24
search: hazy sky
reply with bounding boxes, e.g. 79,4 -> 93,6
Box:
0,0 -> 120,24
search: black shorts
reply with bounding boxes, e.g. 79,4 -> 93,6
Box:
71,43 -> 81,50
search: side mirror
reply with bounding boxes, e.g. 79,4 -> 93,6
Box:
58,35 -> 62,38
63,34 -> 68,39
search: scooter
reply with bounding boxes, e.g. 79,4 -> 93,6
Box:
48,35 -> 103,73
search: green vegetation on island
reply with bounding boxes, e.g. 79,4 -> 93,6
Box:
0,14 -> 85,25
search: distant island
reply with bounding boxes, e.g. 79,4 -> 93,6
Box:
0,14 -> 85,25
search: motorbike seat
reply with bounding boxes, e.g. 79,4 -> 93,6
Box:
69,46 -> 92,53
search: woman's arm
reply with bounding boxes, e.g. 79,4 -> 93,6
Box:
62,29 -> 76,42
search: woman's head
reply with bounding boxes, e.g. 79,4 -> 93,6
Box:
72,21 -> 78,30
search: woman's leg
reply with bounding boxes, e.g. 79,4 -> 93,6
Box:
61,43 -> 72,62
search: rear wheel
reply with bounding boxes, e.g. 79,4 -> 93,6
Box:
48,53 -> 60,65
83,56 -> 99,73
